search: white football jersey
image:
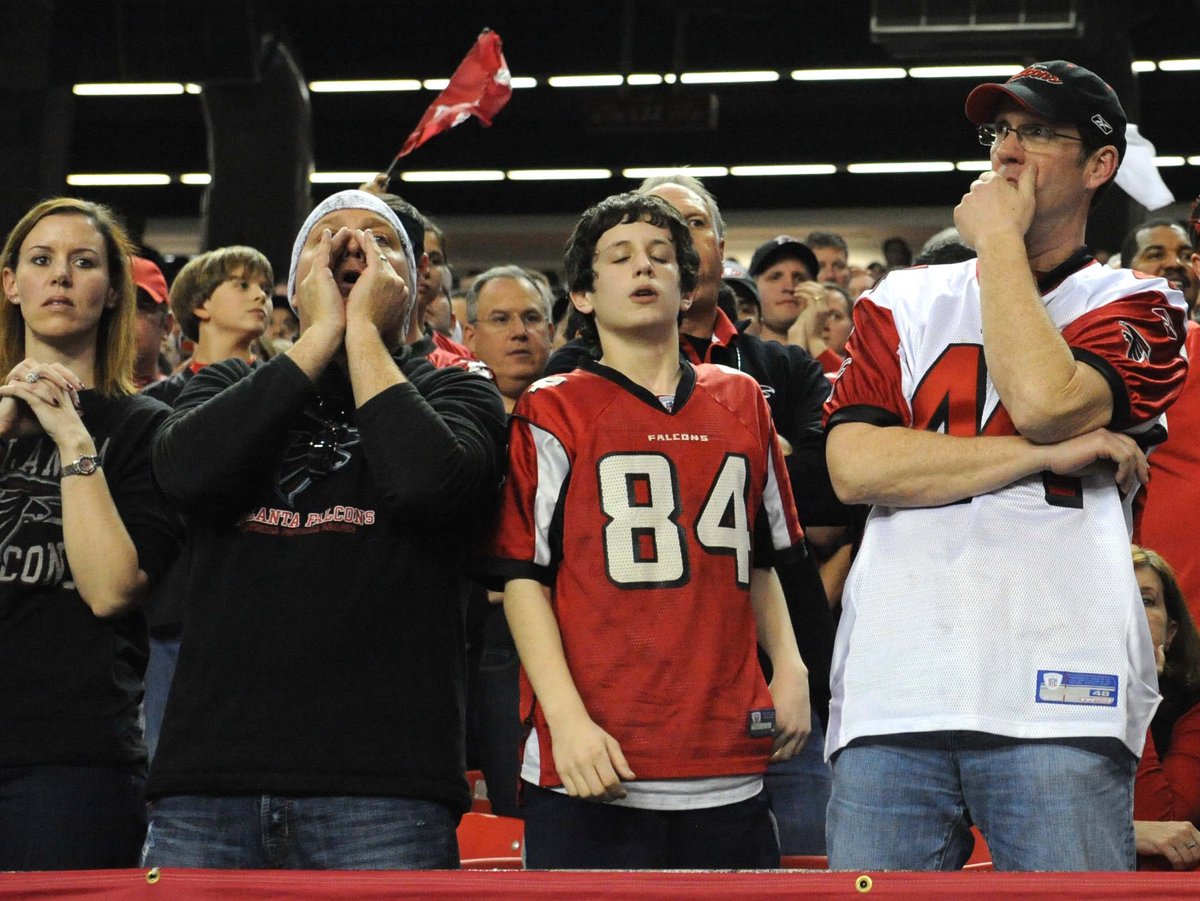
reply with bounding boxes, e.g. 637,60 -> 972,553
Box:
824,254 -> 1188,757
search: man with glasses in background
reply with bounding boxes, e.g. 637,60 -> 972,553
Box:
823,62 -> 1188,871
142,190 -> 506,869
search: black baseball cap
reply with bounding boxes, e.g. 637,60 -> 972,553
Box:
964,60 -> 1126,161
721,260 -> 760,308
748,236 -> 818,279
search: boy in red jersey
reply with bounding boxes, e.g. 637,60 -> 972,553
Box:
482,193 -> 810,869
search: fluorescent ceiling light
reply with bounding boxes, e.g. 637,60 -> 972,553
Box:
423,78 -> 450,91
511,77 -> 537,89
680,71 -> 779,84
548,75 -> 624,88
1132,61 -> 1157,73
179,173 -> 212,185
622,166 -> 729,179
663,74 -> 678,84
909,65 -> 1021,79
67,173 -> 171,186
73,83 -> 184,96
626,74 -> 664,86
1158,59 -> 1200,71
955,160 -> 991,171
308,79 -> 421,93
506,169 -> 612,181
729,164 -> 836,176
400,170 -> 505,183
848,162 -> 955,174
1189,156 -> 1200,166
791,68 -> 905,81
184,83 -> 202,94
1153,156 -> 1186,167
310,172 -> 378,184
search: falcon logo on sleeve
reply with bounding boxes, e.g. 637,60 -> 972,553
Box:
1151,307 -> 1179,340
1120,321 -> 1152,363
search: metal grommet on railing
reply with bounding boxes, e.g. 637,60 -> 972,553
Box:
145,867 -> 161,884
855,873 -> 873,892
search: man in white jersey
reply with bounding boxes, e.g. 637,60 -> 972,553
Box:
823,61 -> 1189,871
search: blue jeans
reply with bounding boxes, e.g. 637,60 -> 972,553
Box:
0,765 -> 146,870
523,783 -> 779,869
142,636 -> 180,764
763,709 -> 831,854
827,731 -> 1136,871
142,794 -> 460,869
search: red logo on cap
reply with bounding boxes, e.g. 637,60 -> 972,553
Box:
1009,66 -> 1062,85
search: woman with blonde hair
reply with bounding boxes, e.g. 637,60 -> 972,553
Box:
0,197 -> 181,869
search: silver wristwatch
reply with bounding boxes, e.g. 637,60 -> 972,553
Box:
62,453 -> 101,477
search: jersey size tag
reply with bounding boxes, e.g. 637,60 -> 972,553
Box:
747,708 -> 776,738
1035,670 -> 1119,707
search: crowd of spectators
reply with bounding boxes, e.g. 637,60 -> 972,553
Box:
1,58 -> 1198,875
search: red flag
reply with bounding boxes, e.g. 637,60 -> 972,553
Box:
396,29 -> 513,160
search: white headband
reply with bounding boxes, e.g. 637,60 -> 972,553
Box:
285,190 -> 419,323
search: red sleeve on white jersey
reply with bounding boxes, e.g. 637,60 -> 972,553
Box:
823,295 -> 909,429
1060,292 -> 1188,429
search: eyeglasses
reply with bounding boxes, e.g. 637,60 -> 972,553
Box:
977,123 -> 1084,149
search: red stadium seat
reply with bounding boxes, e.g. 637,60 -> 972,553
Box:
963,826 -> 993,871
457,812 -> 524,868
465,769 -> 492,813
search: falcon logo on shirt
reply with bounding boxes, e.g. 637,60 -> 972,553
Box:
1120,321 -> 1151,363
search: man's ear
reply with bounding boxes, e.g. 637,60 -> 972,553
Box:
463,322 -> 476,351
1086,146 -> 1119,191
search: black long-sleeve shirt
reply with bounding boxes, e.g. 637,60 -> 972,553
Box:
146,350 -> 506,809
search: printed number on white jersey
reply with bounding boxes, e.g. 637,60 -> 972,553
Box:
597,452 -> 751,589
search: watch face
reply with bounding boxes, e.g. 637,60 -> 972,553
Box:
77,456 -> 97,474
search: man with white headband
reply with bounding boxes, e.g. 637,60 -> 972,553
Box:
141,190 -> 507,869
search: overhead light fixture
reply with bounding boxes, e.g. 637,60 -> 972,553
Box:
73,83 -> 184,96
1189,156 -> 1200,166
1153,156 -> 1186,167
847,162 -> 955,174
955,161 -> 991,172
663,74 -> 678,84
729,164 -> 837,176
310,172 -> 378,184
621,166 -> 729,179
679,71 -> 779,85
511,77 -> 537,89
1132,61 -> 1157,73
179,173 -> 212,185
308,79 -> 421,93
400,170 -> 505,183
66,173 -> 172,186
548,75 -> 624,88
626,74 -> 664,86
908,65 -> 1021,79
423,78 -> 450,91
791,68 -> 905,81
1158,59 -> 1200,71
506,169 -> 612,181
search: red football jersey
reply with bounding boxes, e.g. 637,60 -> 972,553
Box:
486,359 -> 804,785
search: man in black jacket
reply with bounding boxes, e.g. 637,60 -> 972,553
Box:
142,190 -> 506,870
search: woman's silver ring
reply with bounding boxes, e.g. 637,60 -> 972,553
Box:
24,371 -> 40,383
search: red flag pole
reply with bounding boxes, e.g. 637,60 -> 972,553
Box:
381,28 -> 513,184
